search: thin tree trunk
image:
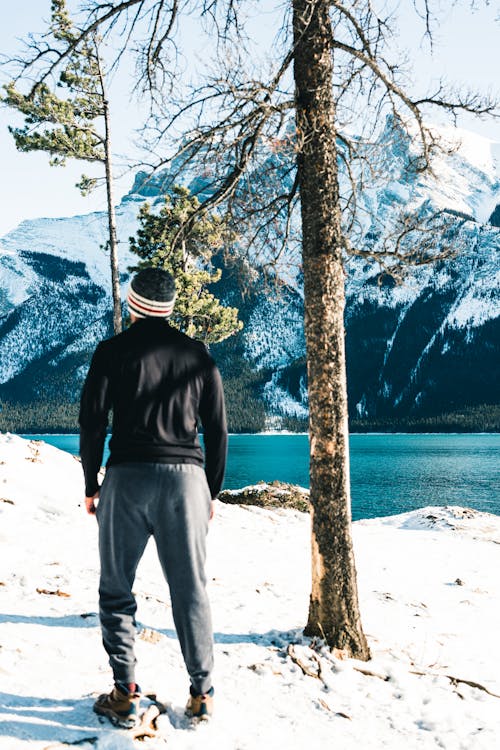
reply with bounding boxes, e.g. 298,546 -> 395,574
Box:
96,46 -> 122,334
181,235 -> 194,335
293,0 -> 370,659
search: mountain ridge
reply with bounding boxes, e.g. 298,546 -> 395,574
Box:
0,121 -> 498,430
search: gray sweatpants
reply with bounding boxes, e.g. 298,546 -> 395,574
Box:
96,462 -> 214,695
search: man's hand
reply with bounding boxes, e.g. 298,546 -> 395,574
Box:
210,500 -> 216,521
85,491 -> 100,515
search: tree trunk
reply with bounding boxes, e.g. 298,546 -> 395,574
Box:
96,45 -> 122,335
103,97 -> 122,334
292,0 -> 370,659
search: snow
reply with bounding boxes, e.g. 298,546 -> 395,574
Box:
347,120 -> 500,330
0,202 -> 139,294
0,246 -> 35,311
432,126 -> 498,179
262,371 -> 308,418
398,122 -> 500,223
244,294 -> 305,370
1,433 -> 499,749
449,283 -> 500,329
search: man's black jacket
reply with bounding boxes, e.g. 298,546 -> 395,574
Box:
79,317 -> 227,499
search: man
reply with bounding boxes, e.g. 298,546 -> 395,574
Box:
79,267 -> 227,727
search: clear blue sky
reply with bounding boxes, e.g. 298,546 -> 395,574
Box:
0,1 -> 498,236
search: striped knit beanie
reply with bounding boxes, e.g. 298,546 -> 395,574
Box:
127,268 -> 176,318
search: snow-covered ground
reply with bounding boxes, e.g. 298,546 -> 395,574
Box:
1,433 -> 499,749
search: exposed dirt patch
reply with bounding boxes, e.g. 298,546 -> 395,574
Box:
219,481 -> 310,512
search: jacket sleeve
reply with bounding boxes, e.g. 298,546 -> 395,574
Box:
198,359 -> 228,499
78,343 -> 112,497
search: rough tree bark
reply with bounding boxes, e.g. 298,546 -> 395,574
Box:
293,0 -> 370,659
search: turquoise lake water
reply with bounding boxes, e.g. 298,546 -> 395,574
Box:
22,433 -> 499,521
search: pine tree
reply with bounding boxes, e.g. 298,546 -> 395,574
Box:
129,186 -> 243,344
2,0 -> 122,334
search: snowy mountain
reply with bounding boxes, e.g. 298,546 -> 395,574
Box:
1,433 -> 500,749
0,198 -> 141,402
0,121 -> 498,426
343,123 -> 500,420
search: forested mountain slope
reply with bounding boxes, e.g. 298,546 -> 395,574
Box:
0,123 -> 498,431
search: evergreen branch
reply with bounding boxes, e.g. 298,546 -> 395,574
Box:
27,0 -> 146,95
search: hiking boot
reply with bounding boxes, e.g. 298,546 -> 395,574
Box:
93,682 -> 141,728
185,686 -> 214,721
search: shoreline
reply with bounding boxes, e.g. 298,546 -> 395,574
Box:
4,432 -> 499,520
16,430 -> 500,437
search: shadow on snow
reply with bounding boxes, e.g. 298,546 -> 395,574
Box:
0,613 -> 301,646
